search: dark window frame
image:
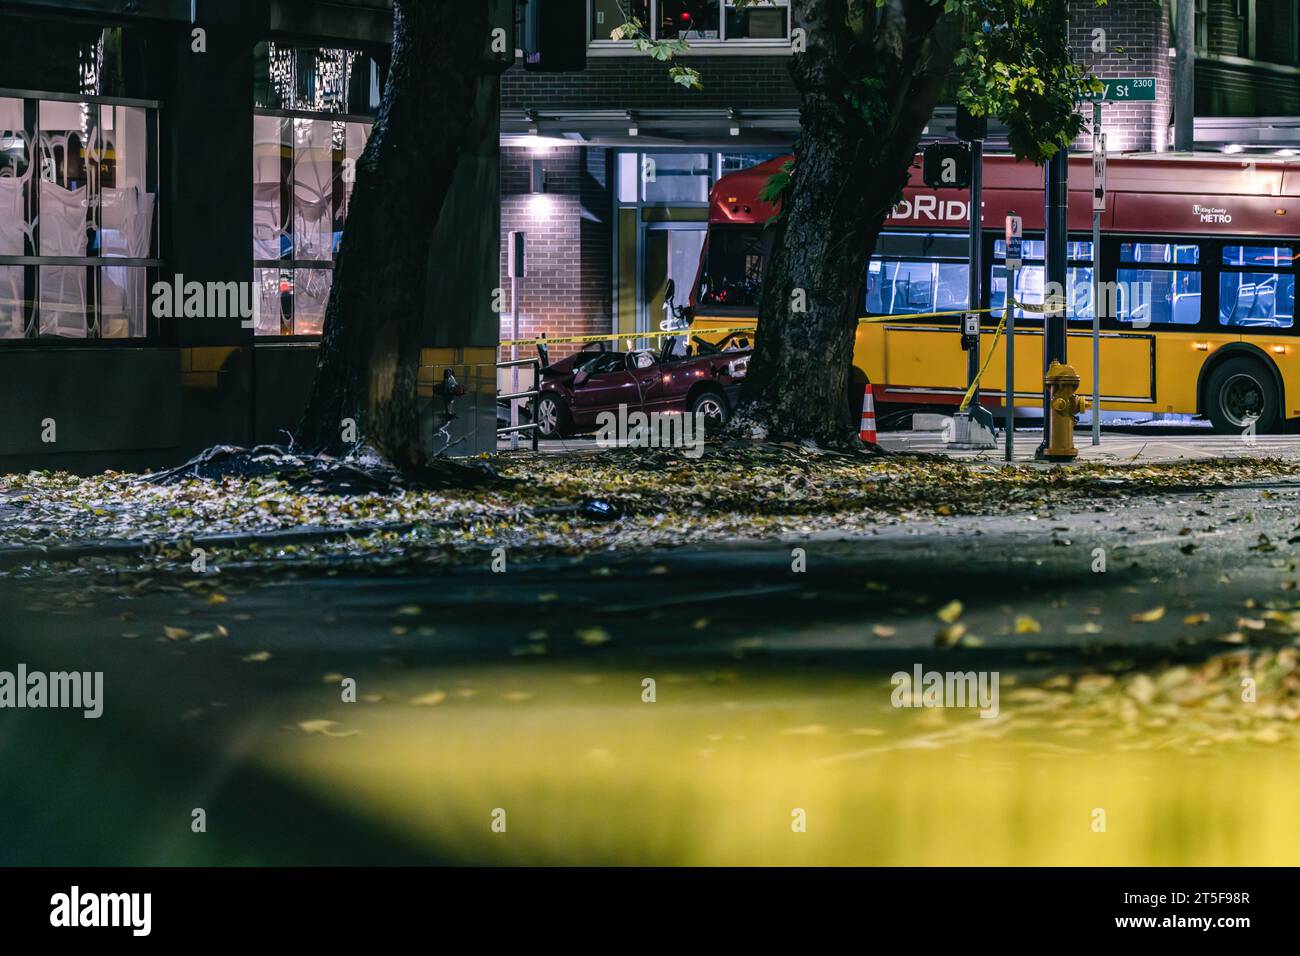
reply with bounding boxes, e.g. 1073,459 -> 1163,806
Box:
0,86 -> 161,345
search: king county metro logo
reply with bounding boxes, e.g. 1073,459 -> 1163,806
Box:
1193,204 -> 1233,224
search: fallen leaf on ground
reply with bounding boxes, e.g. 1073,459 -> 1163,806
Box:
297,719 -> 358,737
1129,606 -> 1166,623
936,600 -> 963,624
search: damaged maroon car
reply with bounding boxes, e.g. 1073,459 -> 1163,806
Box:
534,329 -> 752,438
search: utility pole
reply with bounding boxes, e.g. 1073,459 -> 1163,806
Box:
966,137 -> 984,407
948,105 -> 995,450
1005,213 -> 1023,463
1091,105 -> 1105,446
1037,150 -> 1069,459
1174,0 -> 1196,151
508,231 -> 525,450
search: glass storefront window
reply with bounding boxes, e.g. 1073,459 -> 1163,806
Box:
254,42 -> 382,117
598,1 -> 789,41
98,106 -> 153,259
253,115 -> 289,261
292,268 -> 333,335
659,1 -> 721,39
253,44 -> 374,338
0,94 -> 157,340
254,268 -> 289,336
719,152 -> 780,174
340,122 -> 367,239
726,2 -> 789,39
99,265 -> 148,338
293,118 -> 334,261
593,0 -> 649,37
642,152 -> 710,203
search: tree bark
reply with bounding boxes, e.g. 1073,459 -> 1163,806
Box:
294,1 -> 493,468
732,0 -> 962,446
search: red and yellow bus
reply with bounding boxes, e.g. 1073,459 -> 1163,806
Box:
689,153 -> 1300,433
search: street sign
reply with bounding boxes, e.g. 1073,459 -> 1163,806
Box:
1092,133 -> 1107,213
1005,214 -> 1023,269
1090,77 -> 1157,102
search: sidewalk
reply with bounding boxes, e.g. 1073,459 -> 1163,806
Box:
879,428 -> 1300,463
502,430 -> 1300,464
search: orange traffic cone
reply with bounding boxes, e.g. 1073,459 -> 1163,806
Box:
859,384 -> 878,444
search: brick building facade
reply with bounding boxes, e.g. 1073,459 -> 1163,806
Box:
1068,0 -> 1174,153
499,146 -> 612,357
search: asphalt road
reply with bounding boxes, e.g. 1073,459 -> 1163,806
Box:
2,481 -> 1298,864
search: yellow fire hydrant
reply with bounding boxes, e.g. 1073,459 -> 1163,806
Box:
1045,360 -> 1089,462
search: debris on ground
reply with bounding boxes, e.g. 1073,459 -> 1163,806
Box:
2,443 -> 1298,578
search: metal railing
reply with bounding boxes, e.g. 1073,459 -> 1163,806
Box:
496,357 -> 540,451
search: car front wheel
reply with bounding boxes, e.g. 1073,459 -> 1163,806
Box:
690,389 -> 729,433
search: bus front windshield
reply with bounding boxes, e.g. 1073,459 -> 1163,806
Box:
698,227 -> 768,309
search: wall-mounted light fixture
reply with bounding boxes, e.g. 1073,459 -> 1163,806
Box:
530,158 -> 548,194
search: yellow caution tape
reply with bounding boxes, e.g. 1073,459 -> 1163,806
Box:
1009,296 -> 1067,315
951,314 -> 1008,411
857,307 -> 993,324
498,325 -> 759,348
501,303 -> 1057,348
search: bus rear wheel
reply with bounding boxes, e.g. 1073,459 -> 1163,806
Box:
1205,357 -> 1280,435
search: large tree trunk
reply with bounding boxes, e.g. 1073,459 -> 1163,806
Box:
733,0 -> 962,446
295,1 -> 493,467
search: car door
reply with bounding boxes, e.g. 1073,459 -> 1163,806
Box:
627,349 -> 666,412
569,352 -> 640,428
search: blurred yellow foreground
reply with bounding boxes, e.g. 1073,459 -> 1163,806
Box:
260,661 -> 1300,867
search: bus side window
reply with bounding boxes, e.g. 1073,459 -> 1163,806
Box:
1116,242 -> 1203,326
1219,245 -> 1297,328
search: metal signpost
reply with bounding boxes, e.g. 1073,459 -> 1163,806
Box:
966,135 -> 984,421
508,231 -> 525,450
947,107 -> 995,451
1091,113 -> 1105,446
1038,151 -> 1069,460
1081,78 -> 1152,447
1005,213 -> 1022,462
